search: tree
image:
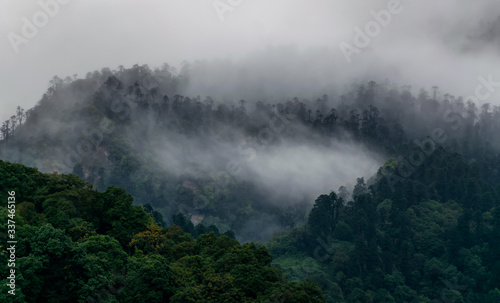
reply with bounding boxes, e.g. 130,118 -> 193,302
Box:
308,193 -> 342,238
17,224 -> 88,302
353,177 -> 367,197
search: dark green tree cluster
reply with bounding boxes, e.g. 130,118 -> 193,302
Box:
268,148 -> 500,302
0,160 -> 325,302
171,212 -> 236,239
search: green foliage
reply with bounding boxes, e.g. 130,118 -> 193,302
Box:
0,160 -> 325,302
3,65 -> 500,301
308,193 -> 343,238
270,148 -> 500,302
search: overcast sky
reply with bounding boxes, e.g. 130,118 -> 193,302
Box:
1,0 -> 499,122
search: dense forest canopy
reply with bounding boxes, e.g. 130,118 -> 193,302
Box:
1,62 -> 500,302
0,160 -> 324,302
269,147 -> 500,302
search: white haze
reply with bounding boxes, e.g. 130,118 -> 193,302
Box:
143,116 -> 383,239
151,128 -> 382,201
1,0 -> 500,123
247,142 -> 382,201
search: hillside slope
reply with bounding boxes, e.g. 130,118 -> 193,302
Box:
268,148 -> 500,302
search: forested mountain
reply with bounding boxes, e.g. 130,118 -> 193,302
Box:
2,64 -> 500,242
1,63 -> 500,302
0,160 -> 324,302
269,148 -> 500,302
